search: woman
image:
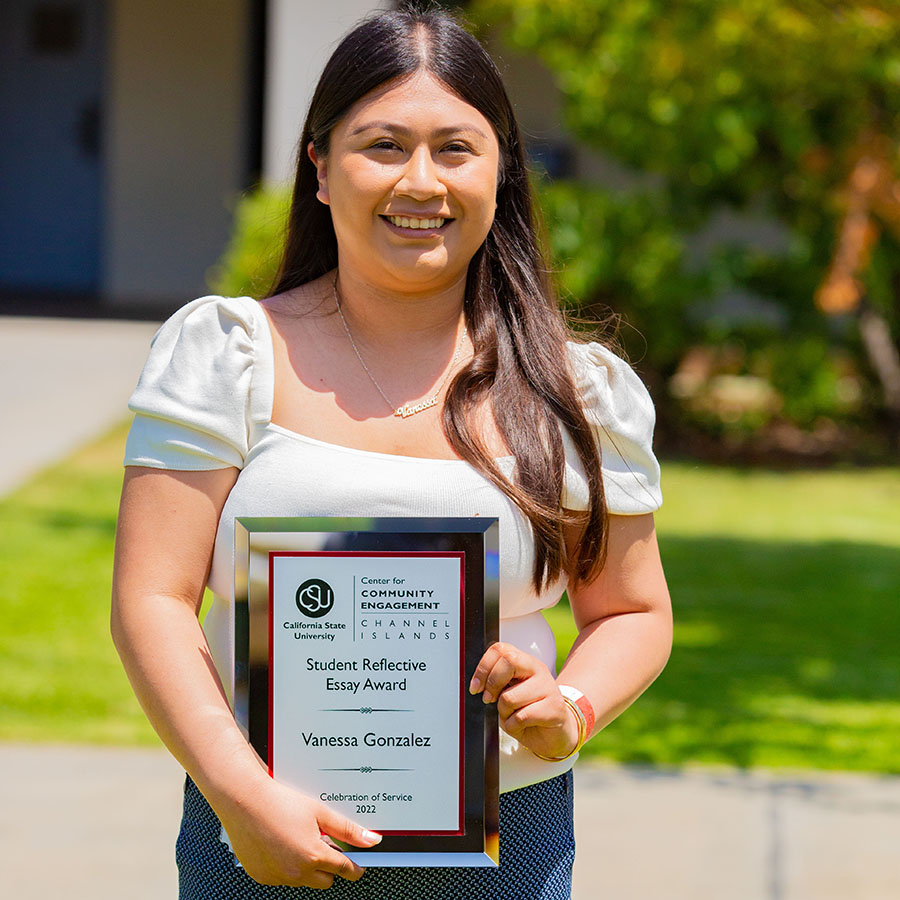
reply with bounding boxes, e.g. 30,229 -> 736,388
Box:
112,7 -> 671,898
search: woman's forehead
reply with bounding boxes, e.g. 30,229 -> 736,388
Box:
337,71 -> 495,137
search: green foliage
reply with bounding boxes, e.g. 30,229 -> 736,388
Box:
478,0 -> 900,213
537,180 -> 706,369
864,229 -> 900,326
474,0 -> 900,440
537,179 -> 871,433
207,184 -> 291,299
759,337 -> 856,424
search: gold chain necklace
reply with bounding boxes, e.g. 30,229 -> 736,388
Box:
332,276 -> 467,419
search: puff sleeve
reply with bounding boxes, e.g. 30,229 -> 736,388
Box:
124,295 -> 270,470
562,341 -> 663,515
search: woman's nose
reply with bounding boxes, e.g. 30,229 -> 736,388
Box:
395,146 -> 447,200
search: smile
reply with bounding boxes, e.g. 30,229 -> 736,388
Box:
382,215 -> 451,230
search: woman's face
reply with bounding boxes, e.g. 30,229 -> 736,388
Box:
310,71 -> 501,296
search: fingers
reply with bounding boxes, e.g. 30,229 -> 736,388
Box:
309,842 -> 366,883
318,804 -> 382,849
330,849 -> 367,883
302,800 -> 381,885
499,690 -> 558,727
498,696 -> 565,737
295,869 -> 335,890
494,673 -> 555,716
469,642 -> 538,702
241,854 -> 338,890
482,655 -> 517,703
469,642 -> 510,696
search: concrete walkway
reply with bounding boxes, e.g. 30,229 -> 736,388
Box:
0,316 -> 159,496
1,314 -> 899,897
1,744 -> 899,899
573,762 -> 900,899
0,744 -> 182,900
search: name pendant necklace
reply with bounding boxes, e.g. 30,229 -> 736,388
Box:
333,278 -> 467,419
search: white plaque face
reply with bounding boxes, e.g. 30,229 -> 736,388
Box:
270,552 -> 464,834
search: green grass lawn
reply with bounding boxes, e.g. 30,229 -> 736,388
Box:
0,423 -> 157,744
546,463 -> 900,772
1,428 -> 898,772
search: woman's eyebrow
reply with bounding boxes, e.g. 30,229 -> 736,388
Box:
349,121 -> 490,140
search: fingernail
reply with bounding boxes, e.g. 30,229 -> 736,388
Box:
469,679 -> 481,694
363,829 -> 382,843
482,692 -> 492,704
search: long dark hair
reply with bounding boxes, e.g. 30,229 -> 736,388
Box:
270,5 -> 607,591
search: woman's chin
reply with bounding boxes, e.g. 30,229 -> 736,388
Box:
377,252 -> 467,292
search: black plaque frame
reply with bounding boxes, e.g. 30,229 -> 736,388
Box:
234,516 -> 500,866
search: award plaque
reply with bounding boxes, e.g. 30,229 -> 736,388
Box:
234,517 -> 500,866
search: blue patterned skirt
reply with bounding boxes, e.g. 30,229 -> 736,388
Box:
177,771 -> 574,899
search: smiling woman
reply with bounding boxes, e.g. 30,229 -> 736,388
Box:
111,5 -> 671,900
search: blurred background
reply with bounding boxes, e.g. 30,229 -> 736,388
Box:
4,0 -> 900,462
1,1 -> 898,898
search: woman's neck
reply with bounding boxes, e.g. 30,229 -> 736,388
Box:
332,267 -> 467,351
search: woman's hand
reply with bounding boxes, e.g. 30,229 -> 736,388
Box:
469,642 -> 579,760
215,773 -> 381,889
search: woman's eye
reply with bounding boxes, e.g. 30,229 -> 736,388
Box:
443,143 -> 470,154
370,140 -> 400,151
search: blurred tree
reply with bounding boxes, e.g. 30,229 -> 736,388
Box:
206,184 -> 291,299
474,0 -> 900,443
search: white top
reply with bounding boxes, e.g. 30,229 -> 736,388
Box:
124,295 -> 662,792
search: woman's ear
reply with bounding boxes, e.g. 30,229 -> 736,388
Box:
307,142 -> 329,205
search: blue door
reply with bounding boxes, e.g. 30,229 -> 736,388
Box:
0,0 -> 105,292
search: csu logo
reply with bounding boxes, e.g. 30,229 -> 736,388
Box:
296,579 -> 335,618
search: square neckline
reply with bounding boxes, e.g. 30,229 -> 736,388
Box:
251,295 -> 514,465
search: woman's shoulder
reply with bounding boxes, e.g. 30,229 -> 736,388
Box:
137,294 -> 273,398
124,295 -> 273,470
150,294 -> 268,350
563,339 -> 662,515
565,339 -> 656,428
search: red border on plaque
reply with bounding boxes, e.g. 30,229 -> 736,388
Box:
268,550 -> 466,837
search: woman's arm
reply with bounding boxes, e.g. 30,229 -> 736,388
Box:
111,467 -> 380,889
469,513 -> 671,758
557,512 -> 672,735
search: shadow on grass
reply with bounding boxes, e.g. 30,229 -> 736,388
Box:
550,535 -> 900,773
41,510 -> 118,536
662,535 -> 899,698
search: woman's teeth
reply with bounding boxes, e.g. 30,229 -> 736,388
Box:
387,216 -> 446,229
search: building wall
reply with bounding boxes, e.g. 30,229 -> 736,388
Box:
263,0 -> 391,184
103,0 -> 252,306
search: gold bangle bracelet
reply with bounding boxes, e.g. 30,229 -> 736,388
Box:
530,696 -> 588,762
